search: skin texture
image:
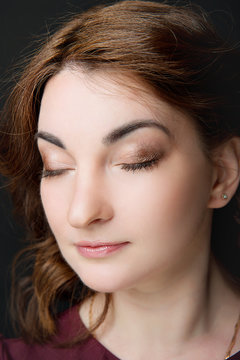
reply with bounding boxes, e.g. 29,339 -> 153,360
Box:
37,68 -> 240,360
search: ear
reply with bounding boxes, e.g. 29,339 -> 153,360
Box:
208,137 -> 240,209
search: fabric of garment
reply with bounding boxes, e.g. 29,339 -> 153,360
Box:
0,305 -> 240,360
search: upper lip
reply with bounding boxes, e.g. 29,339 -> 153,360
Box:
75,241 -> 129,247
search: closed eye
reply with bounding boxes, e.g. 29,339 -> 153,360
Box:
120,158 -> 160,172
41,168 -> 67,178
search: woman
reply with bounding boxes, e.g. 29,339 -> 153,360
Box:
0,1 -> 240,359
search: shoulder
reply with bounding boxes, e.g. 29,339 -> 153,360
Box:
0,306 -> 119,360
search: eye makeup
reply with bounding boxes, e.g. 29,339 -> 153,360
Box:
119,147 -> 164,172
39,150 -> 75,179
38,131 -> 168,179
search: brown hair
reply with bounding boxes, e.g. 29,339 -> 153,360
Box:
0,0 -> 240,344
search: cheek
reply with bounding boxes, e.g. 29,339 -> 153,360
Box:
115,156 -> 212,243
40,180 -> 69,236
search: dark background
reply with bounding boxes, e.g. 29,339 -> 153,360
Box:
0,0 -> 240,337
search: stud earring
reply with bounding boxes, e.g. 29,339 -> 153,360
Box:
222,193 -> 228,200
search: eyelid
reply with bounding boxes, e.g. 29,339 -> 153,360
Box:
38,144 -> 74,165
117,148 -> 164,163
42,159 -> 75,169
120,157 -> 161,172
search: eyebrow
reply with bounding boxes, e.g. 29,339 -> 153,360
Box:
102,119 -> 172,145
35,131 -> 66,149
35,119 -> 171,149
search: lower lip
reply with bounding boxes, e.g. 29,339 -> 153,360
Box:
76,242 -> 129,258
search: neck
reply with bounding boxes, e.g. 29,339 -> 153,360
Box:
90,258 -> 239,360
111,257 -> 212,344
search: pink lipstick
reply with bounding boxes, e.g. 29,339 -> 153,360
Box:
76,241 -> 129,258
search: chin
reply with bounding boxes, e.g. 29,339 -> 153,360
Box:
78,272 -> 129,293
81,278 -> 121,293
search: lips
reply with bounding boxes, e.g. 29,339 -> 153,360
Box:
75,241 -> 129,258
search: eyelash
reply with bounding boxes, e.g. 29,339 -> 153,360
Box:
120,158 -> 159,172
41,169 -> 66,178
41,157 -> 160,179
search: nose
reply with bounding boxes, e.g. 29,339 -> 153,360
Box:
67,172 -> 114,228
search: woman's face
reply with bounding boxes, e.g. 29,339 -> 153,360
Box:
37,68 -> 214,293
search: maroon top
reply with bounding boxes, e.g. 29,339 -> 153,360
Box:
0,306 -> 240,360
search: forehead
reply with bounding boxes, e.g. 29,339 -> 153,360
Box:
39,67 -> 166,118
38,67 -> 197,146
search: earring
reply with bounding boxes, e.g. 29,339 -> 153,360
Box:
221,193 -> 228,200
